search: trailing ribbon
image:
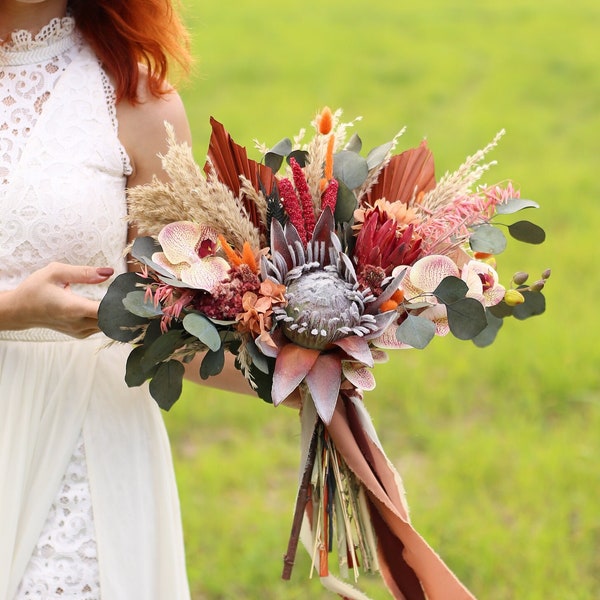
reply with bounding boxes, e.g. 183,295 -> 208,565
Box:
285,389 -> 476,600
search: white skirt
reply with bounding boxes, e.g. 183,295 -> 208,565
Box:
0,329 -> 191,600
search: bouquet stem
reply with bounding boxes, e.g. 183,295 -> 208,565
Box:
281,420 -> 320,580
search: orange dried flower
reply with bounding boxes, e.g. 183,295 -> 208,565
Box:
218,235 -> 259,273
317,106 -> 333,135
236,279 -> 287,348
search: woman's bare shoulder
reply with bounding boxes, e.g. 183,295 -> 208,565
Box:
117,68 -> 192,187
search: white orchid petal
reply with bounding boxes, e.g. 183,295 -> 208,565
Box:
420,304 -> 450,337
370,349 -> 389,363
151,252 -> 182,277
410,255 -> 459,292
483,284 -> 506,306
342,363 -> 376,391
398,266 -> 425,301
157,221 -> 203,265
371,323 -> 412,350
180,256 -> 230,291
462,260 -> 505,307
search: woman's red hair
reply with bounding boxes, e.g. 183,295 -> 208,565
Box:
69,0 -> 191,102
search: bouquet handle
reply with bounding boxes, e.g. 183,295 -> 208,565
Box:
292,392 -> 476,600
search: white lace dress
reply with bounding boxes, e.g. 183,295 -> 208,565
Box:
0,18 -> 191,600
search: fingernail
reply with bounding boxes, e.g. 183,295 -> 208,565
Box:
96,267 -> 114,277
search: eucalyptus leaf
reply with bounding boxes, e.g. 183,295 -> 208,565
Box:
149,360 -> 185,411
334,179 -> 358,224
200,345 -> 226,379
265,137 -> 293,172
395,315 -> 436,349
469,224 -> 508,254
239,357 -> 276,404
488,300 -> 514,319
130,237 -> 174,279
287,149 -> 309,168
512,291 -> 546,320
123,291 -> 163,319
264,153 -> 284,174
472,310 -> 504,347
446,298 -> 488,340
98,272 -> 151,342
433,276 -> 468,305
125,346 -> 157,387
508,220 -> 546,244
245,339 -> 271,374
366,141 -> 394,170
207,317 -> 237,326
155,273 -> 194,288
344,133 -> 362,154
405,301 -> 435,310
141,318 -> 164,348
495,197 -> 540,214
182,312 -> 221,351
333,150 -> 369,190
131,236 -> 162,262
140,328 -> 186,372
138,256 -> 177,279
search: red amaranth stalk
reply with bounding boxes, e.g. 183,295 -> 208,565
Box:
278,176 -> 307,243
320,178 -> 338,213
290,157 -> 316,239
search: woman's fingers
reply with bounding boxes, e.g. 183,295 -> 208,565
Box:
44,262 -> 114,286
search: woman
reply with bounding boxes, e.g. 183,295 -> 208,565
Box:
0,1 -> 249,598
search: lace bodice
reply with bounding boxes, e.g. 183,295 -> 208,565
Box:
0,17 -> 80,184
0,18 -> 131,298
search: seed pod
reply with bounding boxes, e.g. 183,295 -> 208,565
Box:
530,280 -> 545,292
512,271 -> 529,285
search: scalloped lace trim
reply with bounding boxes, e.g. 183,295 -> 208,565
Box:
2,17 -> 75,53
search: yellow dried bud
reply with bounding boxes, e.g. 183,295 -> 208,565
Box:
504,289 -> 525,306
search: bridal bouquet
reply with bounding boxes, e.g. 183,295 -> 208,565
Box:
99,108 -> 548,600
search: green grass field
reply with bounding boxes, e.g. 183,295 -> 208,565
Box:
163,1 -> 600,598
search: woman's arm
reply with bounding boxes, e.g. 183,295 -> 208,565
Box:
116,78 -> 261,397
0,263 -> 115,337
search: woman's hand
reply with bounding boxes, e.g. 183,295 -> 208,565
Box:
0,262 -> 114,338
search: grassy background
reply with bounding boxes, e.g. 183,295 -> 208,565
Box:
163,1 -> 600,598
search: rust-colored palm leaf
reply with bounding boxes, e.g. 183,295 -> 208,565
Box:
204,117 -> 277,230
364,140 -> 436,206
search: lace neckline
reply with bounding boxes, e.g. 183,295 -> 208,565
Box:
0,16 -> 77,66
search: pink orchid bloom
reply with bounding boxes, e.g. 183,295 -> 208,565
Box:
393,255 -> 457,336
461,260 -> 505,307
393,254 -> 505,337
152,221 -> 230,292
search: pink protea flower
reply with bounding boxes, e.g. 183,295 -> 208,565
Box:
259,208 -> 401,424
152,221 -> 231,291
